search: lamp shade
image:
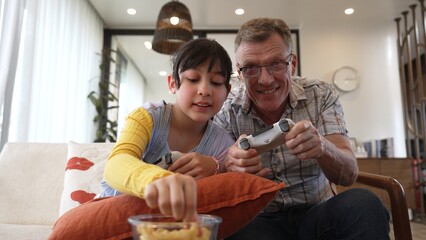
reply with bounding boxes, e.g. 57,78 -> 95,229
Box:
152,1 -> 193,54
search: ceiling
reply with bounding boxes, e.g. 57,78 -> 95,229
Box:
90,0 -> 416,29
88,0 -> 417,97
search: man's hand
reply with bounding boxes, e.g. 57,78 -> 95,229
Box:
284,120 -> 326,160
223,135 -> 271,177
284,120 -> 357,185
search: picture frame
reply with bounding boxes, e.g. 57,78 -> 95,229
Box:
349,138 -> 357,152
290,29 -> 301,76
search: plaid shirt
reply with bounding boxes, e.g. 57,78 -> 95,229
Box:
214,76 -> 348,212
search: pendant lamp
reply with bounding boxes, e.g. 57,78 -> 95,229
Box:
152,0 -> 193,54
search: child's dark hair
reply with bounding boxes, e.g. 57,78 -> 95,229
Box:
171,38 -> 233,89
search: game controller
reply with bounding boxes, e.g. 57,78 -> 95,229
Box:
238,118 -> 295,154
153,151 -> 183,169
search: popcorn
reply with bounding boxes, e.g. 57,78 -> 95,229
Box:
137,224 -> 211,240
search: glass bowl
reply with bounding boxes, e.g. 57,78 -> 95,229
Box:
128,214 -> 222,240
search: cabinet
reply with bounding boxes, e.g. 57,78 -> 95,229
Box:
337,158 -> 415,211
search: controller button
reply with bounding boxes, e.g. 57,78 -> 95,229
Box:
279,120 -> 290,132
165,152 -> 173,165
239,138 -> 251,150
252,125 -> 274,137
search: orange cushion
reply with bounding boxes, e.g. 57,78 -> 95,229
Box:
49,172 -> 285,240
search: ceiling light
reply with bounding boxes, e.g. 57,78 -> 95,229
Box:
159,71 -> 168,76
152,1 -> 193,55
344,8 -> 354,15
127,8 -> 136,15
144,41 -> 152,49
170,16 -> 180,25
235,8 -> 244,15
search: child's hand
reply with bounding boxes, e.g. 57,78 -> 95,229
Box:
168,152 -> 217,179
144,174 -> 197,221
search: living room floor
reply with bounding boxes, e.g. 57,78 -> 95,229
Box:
390,221 -> 426,240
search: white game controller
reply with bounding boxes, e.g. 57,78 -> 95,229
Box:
238,118 -> 295,154
154,151 -> 183,169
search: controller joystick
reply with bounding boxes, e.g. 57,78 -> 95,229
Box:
154,151 -> 183,169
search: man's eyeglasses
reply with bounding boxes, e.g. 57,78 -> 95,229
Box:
238,54 -> 293,79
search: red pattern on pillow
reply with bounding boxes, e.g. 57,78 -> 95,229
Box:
66,157 -> 97,205
70,190 -> 97,204
50,172 -> 285,240
65,156 -> 97,205
66,157 -> 94,171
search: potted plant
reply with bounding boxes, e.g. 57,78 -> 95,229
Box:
88,48 -> 119,142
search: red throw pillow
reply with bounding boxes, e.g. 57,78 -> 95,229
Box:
49,172 -> 285,240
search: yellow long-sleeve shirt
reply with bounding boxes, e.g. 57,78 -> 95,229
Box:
103,107 -> 173,198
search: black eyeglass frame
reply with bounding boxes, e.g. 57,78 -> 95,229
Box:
238,53 -> 294,78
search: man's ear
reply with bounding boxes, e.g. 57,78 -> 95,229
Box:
235,65 -> 244,82
291,54 -> 298,76
167,75 -> 177,94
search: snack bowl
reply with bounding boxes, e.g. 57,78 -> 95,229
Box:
128,214 -> 222,240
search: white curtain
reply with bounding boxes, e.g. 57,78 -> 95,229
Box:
0,0 -> 26,149
1,0 -> 104,148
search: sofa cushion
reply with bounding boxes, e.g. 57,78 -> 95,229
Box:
59,141 -> 115,216
0,223 -> 52,240
49,172 -> 285,240
0,143 -> 67,225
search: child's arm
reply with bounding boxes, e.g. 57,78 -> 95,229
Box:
103,107 -> 174,198
103,108 -> 197,220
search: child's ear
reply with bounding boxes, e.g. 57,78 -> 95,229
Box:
167,75 -> 177,94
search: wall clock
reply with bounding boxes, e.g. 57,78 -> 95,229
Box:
332,66 -> 359,92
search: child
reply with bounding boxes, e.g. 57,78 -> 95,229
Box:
99,38 -> 234,221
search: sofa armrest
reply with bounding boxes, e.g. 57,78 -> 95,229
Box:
356,171 -> 412,240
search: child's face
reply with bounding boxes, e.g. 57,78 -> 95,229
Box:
169,60 -> 230,123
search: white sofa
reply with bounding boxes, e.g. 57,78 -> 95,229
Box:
0,142 -> 114,240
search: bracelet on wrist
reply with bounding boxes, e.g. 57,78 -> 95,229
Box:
212,157 -> 220,174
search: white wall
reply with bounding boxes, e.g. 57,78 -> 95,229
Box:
299,18 -> 406,157
143,75 -> 175,104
